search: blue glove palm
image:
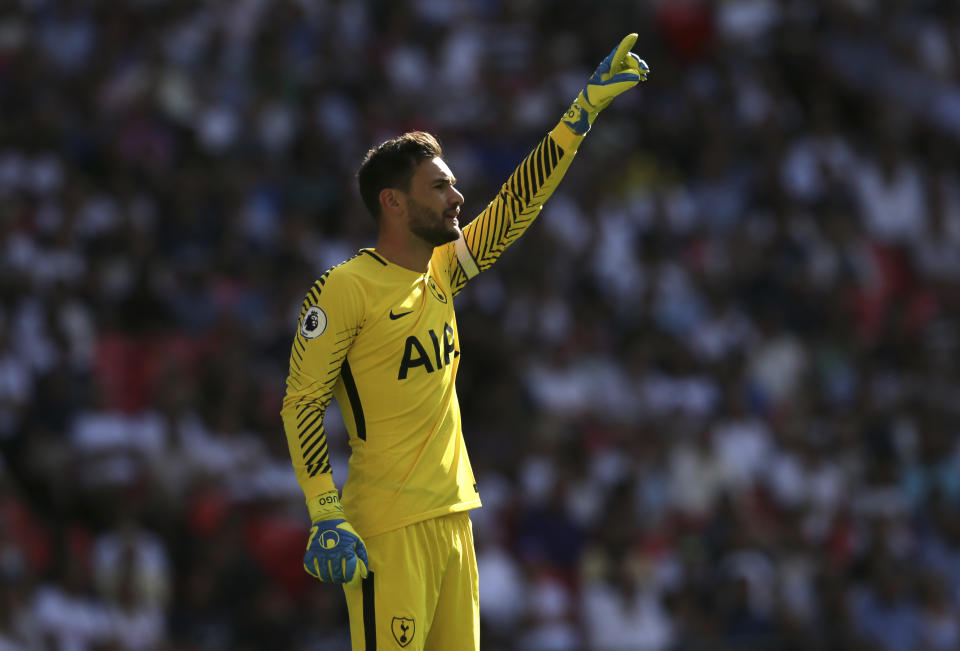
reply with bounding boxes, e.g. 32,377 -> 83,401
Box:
563,33 -> 650,135
304,517 -> 369,588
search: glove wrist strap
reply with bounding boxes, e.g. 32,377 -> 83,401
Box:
307,490 -> 344,522
561,92 -> 601,136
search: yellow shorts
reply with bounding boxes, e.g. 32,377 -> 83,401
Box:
343,511 -> 479,650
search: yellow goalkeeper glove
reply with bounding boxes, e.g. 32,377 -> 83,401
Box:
562,33 -> 650,135
303,491 -> 369,588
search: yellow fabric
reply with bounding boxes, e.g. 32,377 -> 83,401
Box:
551,121 -> 586,152
344,512 -> 478,650
280,120 -> 584,539
439,122 -> 584,295
306,489 -> 345,522
299,471 -> 336,508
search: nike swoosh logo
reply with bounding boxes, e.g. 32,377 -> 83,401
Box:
389,310 -> 414,320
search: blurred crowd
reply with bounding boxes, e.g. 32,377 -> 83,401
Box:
2,0 -> 960,649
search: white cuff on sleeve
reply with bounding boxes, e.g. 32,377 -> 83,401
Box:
455,230 -> 480,280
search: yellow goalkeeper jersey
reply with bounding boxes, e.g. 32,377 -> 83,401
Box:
281,122 -> 584,539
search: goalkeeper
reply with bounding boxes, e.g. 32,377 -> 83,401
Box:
281,34 -> 649,650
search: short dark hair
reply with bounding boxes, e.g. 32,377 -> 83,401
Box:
357,132 -> 443,220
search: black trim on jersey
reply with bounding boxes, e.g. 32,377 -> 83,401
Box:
362,250 -> 388,266
341,359 -> 367,440
548,137 -> 561,168
363,571 -> 376,649
298,411 -> 323,440
305,448 -> 329,477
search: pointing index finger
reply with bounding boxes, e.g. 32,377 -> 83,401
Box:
612,33 -> 639,71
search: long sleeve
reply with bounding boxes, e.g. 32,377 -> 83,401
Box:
280,268 -> 364,501
441,122 -> 586,295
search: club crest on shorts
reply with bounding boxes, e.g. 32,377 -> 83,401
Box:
300,306 -> 327,339
391,617 -> 415,647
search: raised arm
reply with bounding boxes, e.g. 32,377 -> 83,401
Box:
441,33 -> 650,293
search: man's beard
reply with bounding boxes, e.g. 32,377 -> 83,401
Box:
406,198 -> 459,247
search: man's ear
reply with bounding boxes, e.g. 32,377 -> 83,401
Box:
379,188 -> 403,216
